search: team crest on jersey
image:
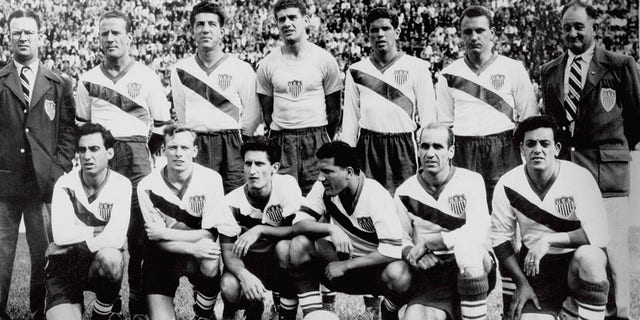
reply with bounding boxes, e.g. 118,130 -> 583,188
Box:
44,99 -> 56,120
555,196 -> 576,217
600,88 -> 616,112
98,202 -> 113,221
490,74 -> 506,90
448,195 -> 467,216
265,204 -> 284,223
287,80 -> 303,98
357,217 -> 375,232
189,195 -> 206,215
394,70 -> 409,85
218,74 -> 232,91
126,82 -> 142,99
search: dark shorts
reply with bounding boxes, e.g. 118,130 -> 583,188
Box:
407,254 -> 497,320
44,248 -> 95,311
356,129 -> 417,195
194,129 -> 245,194
235,247 -> 296,298
270,126 -> 330,195
453,130 -> 521,207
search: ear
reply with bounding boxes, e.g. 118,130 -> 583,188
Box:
447,145 -> 455,160
303,14 -> 310,24
107,147 -> 115,161
193,145 -> 199,158
520,142 -> 525,157
272,162 -> 281,172
394,26 -> 401,39
554,141 -> 562,157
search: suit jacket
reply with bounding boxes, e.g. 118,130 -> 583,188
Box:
540,46 -> 640,197
0,61 -> 76,201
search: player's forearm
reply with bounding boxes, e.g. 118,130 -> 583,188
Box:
254,225 -> 296,240
221,242 -> 250,278
325,91 -> 342,139
290,220 -> 333,237
545,228 -> 589,248
157,240 -> 197,255
345,251 -> 396,271
500,254 -> 529,287
160,229 -> 213,242
258,94 -> 274,129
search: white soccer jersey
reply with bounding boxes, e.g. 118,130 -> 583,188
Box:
171,54 -> 261,135
490,160 -> 609,257
256,43 -> 343,130
394,168 -> 490,255
50,168 -> 131,253
294,173 -> 404,259
76,61 -> 171,138
341,54 -> 437,146
436,55 -> 539,136
137,163 -> 240,238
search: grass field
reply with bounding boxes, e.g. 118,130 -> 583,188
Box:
6,228 -> 640,320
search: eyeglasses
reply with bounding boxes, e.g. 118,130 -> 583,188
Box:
11,30 -> 37,38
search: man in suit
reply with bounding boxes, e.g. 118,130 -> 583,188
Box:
540,2 -> 640,319
0,9 -> 76,320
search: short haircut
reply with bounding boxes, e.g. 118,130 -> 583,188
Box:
316,141 -> 360,173
561,0 -> 597,20
418,122 -> 455,148
514,116 -> 560,145
7,10 -> 41,30
273,0 -> 307,17
460,5 -> 493,28
163,122 -> 197,145
100,10 -> 132,32
366,7 -> 399,29
77,123 -> 115,149
190,1 -> 227,26
240,136 -> 281,164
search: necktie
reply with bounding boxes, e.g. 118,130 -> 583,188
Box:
564,56 -> 582,122
20,66 -> 31,106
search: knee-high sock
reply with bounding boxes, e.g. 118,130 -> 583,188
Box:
291,263 -> 322,316
458,275 -> 489,320
573,279 -> 609,320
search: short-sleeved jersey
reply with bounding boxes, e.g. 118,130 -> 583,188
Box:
170,54 -> 261,135
490,160 -> 609,257
226,174 -> 302,252
436,55 -> 539,136
341,54 -> 437,146
137,163 -> 240,238
294,173 -> 404,259
76,61 -> 171,138
394,168 -> 490,255
50,168 -> 131,253
256,44 -> 343,130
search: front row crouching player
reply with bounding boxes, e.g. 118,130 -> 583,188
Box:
220,136 -> 300,320
283,141 -> 410,319
137,123 -> 241,320
491,116 -> 610,320
46,123 -> 131,320
394,122 -> 496,320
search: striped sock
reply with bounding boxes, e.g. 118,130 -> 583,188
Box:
501,276 -> 515,318
573,279 -> 608,320
381,298 -> 399,320
193,290 -> 216,318
458,275 -> 489,320
93,298 -> 113,317
272,291 -> 281,308
321,286 -> 336,311
363,295 -> 378,309
279,297 -> 298,320
298,291 -> 322,316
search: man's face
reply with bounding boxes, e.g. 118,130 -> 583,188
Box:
369,18 -> 399,55
99,17 -> 131,60
275,7 -> 308,44
460,15 -> 494,55
418,128 -> 454,175
317,158 -> 350,197
192,12 -> 224,51
244,150 -> 278,191
561,6 -> 596,55
164,131 -> 197,173
9,17 -> 40,64
521,128 -> 560,173
78,133 -> 113,176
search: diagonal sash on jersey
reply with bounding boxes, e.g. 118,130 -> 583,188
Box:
443,74 -> 514,120
176,68 -> 240,121
399,196 -> 465,231
324,197 -> 379,244
64,188 -> 109,227
83,82 -> 150,125
230,206 -> 262,229
503,186 -> 581,232
147,190 -> 202,230
350,69 -> 415,119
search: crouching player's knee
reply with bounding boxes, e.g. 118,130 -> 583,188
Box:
454,244 -> 495,320
570,245 -> 607,282
200,257 -> 221,278
288,235 -> 314,266
382,260 -> 412,294
567,245 -> 609,320
404,305 -> 447,320
220,272 -> 242,303
275,239 -> 291,268
91,248 -> 124,282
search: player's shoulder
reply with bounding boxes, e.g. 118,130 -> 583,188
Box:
130,60 -> 159,76
395,174 -> 420,195
192,163 -> 223,181
273,173 -> 299,188
225,182 -> 247,202
363,177 -> 394,200
558,159 -> 595,179
173,55 -> 196,70
453,167 -> 485,183
440,57 -> 466,74
496,163 -> 526,186
309,43 -> 338,62
78,64 -> 103,81
107,169 -> 132,189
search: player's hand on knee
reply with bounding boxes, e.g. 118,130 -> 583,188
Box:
239,271 -> 267,302
325,260 -> 348,280
329,225 -> 352,255
144,215 -> 168,241
510,283 -> 541,320
524,236 -> 550,277
191,238 -> 221,260
233,226 -> 263,257
415,252 -> 441,270
407,243 -> 428,267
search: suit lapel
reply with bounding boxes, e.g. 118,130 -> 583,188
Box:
582,47 -> 607,99
0,63 -> 29,107
550,53 -> 568,105
30,63 -> 52,108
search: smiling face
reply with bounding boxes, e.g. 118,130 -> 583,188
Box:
418,127 -> 454,175
460,15 -> 494,56
164,131 -> 198,173
369,17 -> 399,55
78,133 -> 114,177
561,6 -> 596,55
275,7 -> 308,44
521,127 -> 561,174
193,12 -> 224,51
99,17 -> 131,60
9,17 -> 40,65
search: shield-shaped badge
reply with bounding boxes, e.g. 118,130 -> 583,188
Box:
448,195 -> 467,216
127,82 -> 142,99
265,204 -> 284,224
218,74 -> 232,91
189,195 -> 206,215
490,74 -> 505,90
287,80 -> 303,98
600,88 -> 616,112
357,216 -> 375,232
98,202 -> 113,221
554,196 -> 576,217
44,99 -> 56,120
394,70 -> 409,85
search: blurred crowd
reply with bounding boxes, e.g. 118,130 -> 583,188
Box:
0,0 -> 637,91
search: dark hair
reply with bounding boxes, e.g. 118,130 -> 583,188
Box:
273,0 -> 307,17
163,122 -> 197,145
418,122 -> 455,148
190,1 -> 227,26
77,123 -> 115,149
561,0 -> 597,20
7,10 -> 41,30
316,141 -> 360,173
240,136 -> 281,164
99,10 -> 132,32
366,7 -> 399,29
514,116 -> 560,145
460,5 -> 493,28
